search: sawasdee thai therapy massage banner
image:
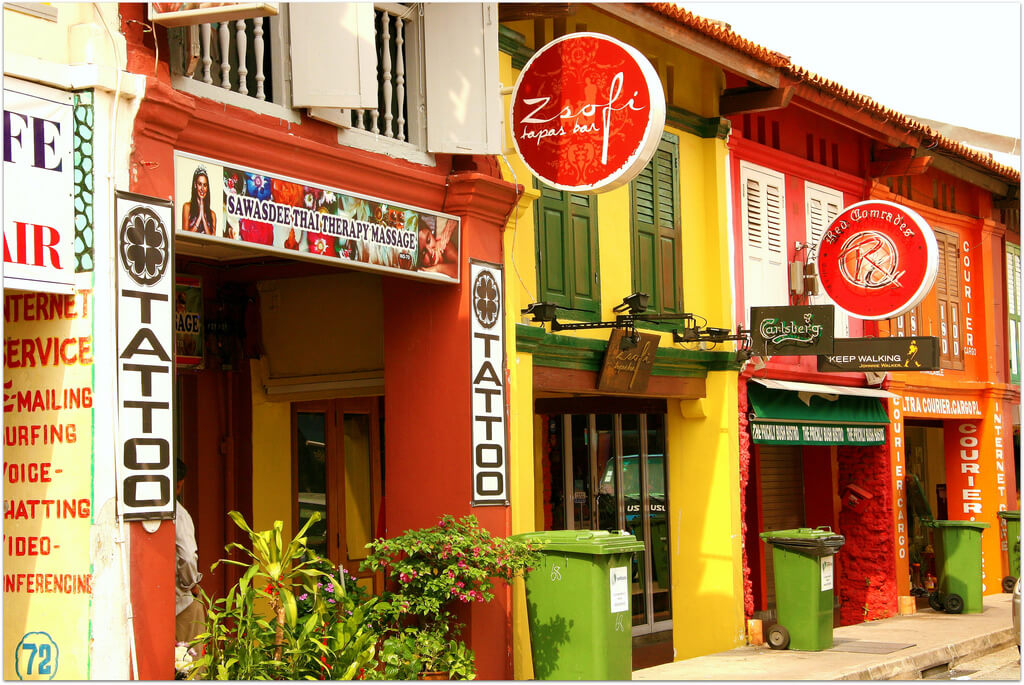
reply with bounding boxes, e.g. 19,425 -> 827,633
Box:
174,152 -> 461,283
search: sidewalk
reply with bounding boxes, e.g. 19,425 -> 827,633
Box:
633,593 -> 1017,680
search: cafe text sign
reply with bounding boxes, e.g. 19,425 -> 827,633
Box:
816,200 -> 938,320
750,305 -> 834,356
598,329 -> 660,393
3,79 -> 75,294
817,337 -> 940,372
510,32 -> 665,193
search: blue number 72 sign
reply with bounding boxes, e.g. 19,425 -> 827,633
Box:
15,632 -> 59,680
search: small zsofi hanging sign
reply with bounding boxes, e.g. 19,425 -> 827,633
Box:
598,329 -> 660,393
750,305 -> 834,357
509,32 -> 666,193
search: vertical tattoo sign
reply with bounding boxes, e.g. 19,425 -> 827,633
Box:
469,260 -> 508,505
115,192 -> 175,520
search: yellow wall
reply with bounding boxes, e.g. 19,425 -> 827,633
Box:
249,272 -> 385,539
501,14 -> 745,672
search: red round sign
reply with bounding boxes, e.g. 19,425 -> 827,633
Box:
815,200 -> 938,320
510,32 -> 666,193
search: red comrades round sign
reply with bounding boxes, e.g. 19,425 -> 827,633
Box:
510,32 -> 666,193
815,200 -> 938,320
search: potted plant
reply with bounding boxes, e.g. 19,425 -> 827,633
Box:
187,511 -> 380,680
360,514 -> 539,680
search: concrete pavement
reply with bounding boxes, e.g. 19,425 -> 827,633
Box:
633,593 -> 1018,680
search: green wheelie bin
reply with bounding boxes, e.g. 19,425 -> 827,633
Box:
759,527 -> 845,651
514,530 -> 645,680
997,511 -> 1020,593
924,520 -> 990,614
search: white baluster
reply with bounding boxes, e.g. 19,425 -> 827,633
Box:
395,16 -> 406,142
200,23 -> 213,84
253,18 -> 265,100
219,22 -> 231,89
380,11 -> 393,138
236,20 -> 248,96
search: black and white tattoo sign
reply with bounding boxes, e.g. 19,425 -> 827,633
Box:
469,260 -> 508,505
115,192 -> 175,520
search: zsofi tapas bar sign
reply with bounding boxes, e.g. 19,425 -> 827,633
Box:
816,200 -> 938,320
174,152 -> 462,283
510,32 -> 666,193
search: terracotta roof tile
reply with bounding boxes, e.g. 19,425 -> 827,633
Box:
647,2 -> 1020,184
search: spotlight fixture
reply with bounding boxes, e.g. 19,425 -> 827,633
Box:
613,292 -> 650,315
519,296 -> 753,361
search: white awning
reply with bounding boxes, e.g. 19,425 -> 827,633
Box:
751,377 -> 898,399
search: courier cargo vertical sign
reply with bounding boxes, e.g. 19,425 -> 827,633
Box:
470,260 -> 508,505
115,192 -> 176,519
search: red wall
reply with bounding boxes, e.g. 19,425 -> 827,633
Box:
382,171 -> 518,679
836,445 -> 898,624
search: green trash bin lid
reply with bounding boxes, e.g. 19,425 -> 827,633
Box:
514,529 -> 645,555
760,527 -> 845,555
997,511 -> 1020,522
923,519 -> 991,530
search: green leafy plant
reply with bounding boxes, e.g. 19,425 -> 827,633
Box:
186,511 -> 380,680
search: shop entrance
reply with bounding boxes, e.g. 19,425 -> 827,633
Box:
545,412 -> 672,636
293,397 -> 382,594
904,421 -> 947,594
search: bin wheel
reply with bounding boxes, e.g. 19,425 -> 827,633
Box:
944,593 -> 964,614
767,624 -> 790,650
1003,575 -> 1017,594
927,592 -> 944,612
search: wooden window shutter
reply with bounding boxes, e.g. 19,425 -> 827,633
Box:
740,161 -> 787,314
423,3 -> 501,154
289,3 -> 377,109
535,184 -> 600,315
1007,243 -> 1021,383
630,133 -> 681,315
935,229 -> 964,370
805,183 -> 847,336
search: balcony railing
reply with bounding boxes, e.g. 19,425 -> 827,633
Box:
171,4 -> 417,144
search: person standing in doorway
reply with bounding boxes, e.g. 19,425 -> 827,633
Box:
175,459 -> 205,643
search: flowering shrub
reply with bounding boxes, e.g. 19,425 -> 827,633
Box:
174,642 -> 198,680
363,514 -> 538,621
359,515 -> 538,679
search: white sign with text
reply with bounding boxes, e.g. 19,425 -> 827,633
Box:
469,260 -> 508,505
3,79 -> 75,293
115,192 -> 176,520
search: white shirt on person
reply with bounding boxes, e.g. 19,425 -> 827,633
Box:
175,501 -> 203,615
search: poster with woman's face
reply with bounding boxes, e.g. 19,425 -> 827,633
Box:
173,152 -> 461,283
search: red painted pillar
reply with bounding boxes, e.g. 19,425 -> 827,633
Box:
129,521 -> 176,679
382,171 -> 518,680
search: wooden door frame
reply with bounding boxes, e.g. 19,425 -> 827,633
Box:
290,396 -> 383,591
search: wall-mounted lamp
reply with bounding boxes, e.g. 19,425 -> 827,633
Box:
521,293 -> 753,362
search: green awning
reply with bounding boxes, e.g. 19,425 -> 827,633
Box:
748,380 -> 890,446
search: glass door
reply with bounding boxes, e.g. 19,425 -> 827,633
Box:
556,412 -> 671,636
293,397 -> 382,595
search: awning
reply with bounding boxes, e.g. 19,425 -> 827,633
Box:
748,379 -> 891,446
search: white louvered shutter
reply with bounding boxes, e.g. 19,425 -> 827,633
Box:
423,3 -> 500,154
289,3 -> 377,110
741,162 -> 787,317
805,182 -> 848,337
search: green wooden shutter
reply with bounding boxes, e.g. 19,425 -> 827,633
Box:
631,132 -> 681,316
535,183 -> 600,317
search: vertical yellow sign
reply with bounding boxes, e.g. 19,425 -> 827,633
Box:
4,289 -> 94,680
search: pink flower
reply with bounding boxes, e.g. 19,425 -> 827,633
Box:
456,581 -> 464,588
447,571 -> 455,579
399,573 -> 410,584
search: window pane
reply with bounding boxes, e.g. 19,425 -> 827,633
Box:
344,414 -> 373,561
620,414 -> 647,627
594,414 -> 617,531
297,412 -> 329,559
